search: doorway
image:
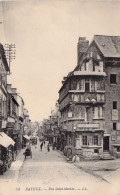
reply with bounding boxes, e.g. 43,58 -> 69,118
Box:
103,136 -> 109,151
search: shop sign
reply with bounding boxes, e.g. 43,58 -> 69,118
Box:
77,123 -> 99,128
111,135 -> 116,141
112,110 -> 118,120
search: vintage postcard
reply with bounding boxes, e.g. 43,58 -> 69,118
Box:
0,0 -> 120,195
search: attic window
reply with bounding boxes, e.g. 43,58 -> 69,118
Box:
102,43 -> 105,47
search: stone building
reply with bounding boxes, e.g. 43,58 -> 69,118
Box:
59,35 -> 120,160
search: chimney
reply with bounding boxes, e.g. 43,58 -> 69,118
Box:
11,88 -> 17,93
7,84 -> 12,90
77,37 -> 89,65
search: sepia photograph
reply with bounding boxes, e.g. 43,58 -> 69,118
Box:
0,0 -> 120,194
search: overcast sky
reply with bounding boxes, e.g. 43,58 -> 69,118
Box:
0,0 -> 120,122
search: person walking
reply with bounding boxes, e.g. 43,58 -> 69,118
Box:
47,143 -> 50,152
44,141 -> 45,145
40,142 -> 43,151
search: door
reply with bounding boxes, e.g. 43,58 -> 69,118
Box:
103,136 -> 109,151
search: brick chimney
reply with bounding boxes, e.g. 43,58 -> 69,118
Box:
77,37 -> 89,65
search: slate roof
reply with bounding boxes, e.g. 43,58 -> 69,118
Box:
94,35 -> 120,58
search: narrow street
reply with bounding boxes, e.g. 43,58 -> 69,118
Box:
18,141 -> 102,187
0,141 -> 110,195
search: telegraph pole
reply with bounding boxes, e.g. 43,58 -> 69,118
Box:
4,44 -> 16,74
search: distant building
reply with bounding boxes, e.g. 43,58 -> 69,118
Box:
0,44 -> 10,130
59,35 -> 120,160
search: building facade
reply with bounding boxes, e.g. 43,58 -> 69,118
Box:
59,35 -> 120,160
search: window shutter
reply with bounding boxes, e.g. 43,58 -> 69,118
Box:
91,80 -> 95,92
79,79 -> 84,91
94,107 -> 98,118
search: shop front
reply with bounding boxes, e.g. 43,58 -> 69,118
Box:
0,132 -> 15,174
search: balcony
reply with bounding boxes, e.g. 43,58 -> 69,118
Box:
59,92 -> 105,110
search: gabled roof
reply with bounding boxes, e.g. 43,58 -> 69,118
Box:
93,35 -> 120,58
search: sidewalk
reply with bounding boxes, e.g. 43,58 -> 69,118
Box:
58,150 -> 120,183
0,148 -> 25,183
74,158 -> 120,183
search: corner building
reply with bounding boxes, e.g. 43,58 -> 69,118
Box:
59,35 -> 120,160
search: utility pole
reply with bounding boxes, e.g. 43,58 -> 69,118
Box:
4,44 -> 16,73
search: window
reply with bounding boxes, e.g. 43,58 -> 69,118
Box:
110,74 -> 117,84
113,101 -> 117,109
113,123 -> 117,130
94,136 -> 98,145
91,80 -> 95,92
85,79 -> 90,92
82,136 -> 87,145
94,149 -> 99,153
117,147 -> 120,152
85,107 -> 89,121
79,79 -> 84,91
71,80 -> 77,90
93,106 -> 103,118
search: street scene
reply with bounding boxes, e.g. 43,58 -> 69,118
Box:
0,138 -> 118,194
0,1 -> 120,195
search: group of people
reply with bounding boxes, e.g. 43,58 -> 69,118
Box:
40,141 -> 51,152
40,140 -> 58,152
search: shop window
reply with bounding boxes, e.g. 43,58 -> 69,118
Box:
113,123 -> 117,130
110,74 -> 117,84
82,135 -> 87,145
94,149 -> 99,153
93,135 -> 98,145
113,101 -> 117,109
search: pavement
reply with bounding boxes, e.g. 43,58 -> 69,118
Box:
58,150 -> 120,185
0,143 -> 120,195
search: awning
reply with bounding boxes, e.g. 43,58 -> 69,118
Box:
23,135 -> 30,140
0,132 -> 15,148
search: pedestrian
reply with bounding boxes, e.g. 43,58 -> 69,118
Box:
44,141 -> 45,145
40,142 -> 43,151
47,143 -> 50,152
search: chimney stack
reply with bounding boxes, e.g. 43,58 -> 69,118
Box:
77,37 -> 89,65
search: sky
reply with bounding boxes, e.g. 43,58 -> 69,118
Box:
0,0 -> 120,121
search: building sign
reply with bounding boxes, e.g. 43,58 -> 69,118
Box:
112,109 -> 118,120
68,112 -> 72,118
2,120 -> 7,128
77,123 -> 99,128
117,123 -> 120,130
111,135 -> 116,141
